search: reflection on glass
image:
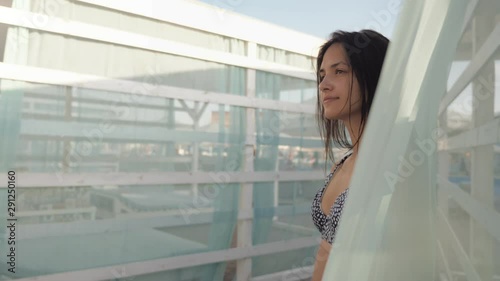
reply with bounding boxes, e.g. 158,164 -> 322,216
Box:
12,81 -> 246,173
18,186 -> 93,225
255,108 -> 323,172
16,184 -> 219,225
257,44 -> 314,69
256,71 -> 316,103
15,182 -> 237,278
198,143 -> 244,172
253,180 -> 318,245
252,206 -> 317,273
278,146 -> 325,171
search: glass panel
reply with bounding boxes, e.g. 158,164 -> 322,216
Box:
252,247 -> 317,277
13,82 -> 246,173
22,32 -> 247,95
256,71 -> 317,103
255,109 -> 323,172
439,202 -> 500,280
1,71 -> 243,278
102,262 -> 229,281
438,5 -> 499,279
253,180 -> 321,248
258,44 -> 314,70
4,182 -> 238,279
278,145 -> 325,172
278,180 -> 323,207
27,0 -> 246,55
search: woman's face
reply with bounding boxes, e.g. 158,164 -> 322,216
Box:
319,43 -> 362,121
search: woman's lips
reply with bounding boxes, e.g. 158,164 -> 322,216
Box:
323,97 -> 339,104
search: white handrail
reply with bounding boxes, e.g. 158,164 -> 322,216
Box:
438,178 -> 500,242
439,23 -> 500,115
12,236 -> 319,281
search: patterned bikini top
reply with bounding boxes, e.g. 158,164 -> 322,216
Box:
311,153 -> 352,244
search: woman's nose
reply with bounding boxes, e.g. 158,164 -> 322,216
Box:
319,76 -> 333,92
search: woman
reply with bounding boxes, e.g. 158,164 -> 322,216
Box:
311,30 -> 389,280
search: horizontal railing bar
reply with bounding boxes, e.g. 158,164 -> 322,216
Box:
438,116 -> 499,151
1,171 -> 325,188
13,236 -> 319,281
439,23 -> 500,115
0,6 -> 316,81
437,209 -> 482,281
18,204 -> 313,240
438,177 -> 500,242
0,63 -> 315,114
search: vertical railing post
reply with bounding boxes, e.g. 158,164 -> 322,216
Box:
437,105 -> 452,281
192,102 -> 200,200
236,41 -> 257,281
470,3 -> 495,279
62,86 -> 74,173
437,111 -> 450,213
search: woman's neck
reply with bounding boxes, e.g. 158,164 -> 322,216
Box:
344,116 -> 362,158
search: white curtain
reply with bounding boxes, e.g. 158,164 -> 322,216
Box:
324,0 -> 470,280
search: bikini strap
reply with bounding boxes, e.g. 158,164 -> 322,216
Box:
332,152 -> 352,173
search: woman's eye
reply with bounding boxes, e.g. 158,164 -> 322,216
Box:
335,69 -> 345,74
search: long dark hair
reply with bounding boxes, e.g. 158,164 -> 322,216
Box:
315,29 -> 389,169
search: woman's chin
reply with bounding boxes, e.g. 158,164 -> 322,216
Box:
323,112 -> 341,120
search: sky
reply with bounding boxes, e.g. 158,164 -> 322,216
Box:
194,0 -> 401,39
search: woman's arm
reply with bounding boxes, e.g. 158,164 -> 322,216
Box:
311,239 -> 332,281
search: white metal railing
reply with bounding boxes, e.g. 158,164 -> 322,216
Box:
437,240 -> 453,281
461,0 -> 479,34
438,178 -> 500,242
0,171 -> 324,188
12,235 -> 318,281
0,63 -> 316,113
74,0 -> 324,57
4,1 -> 496,280
439,116 -> 500,151
436,2 -> 499,280
437,209 -> 482,281
16,207 -> 96,219
251,266 -> 314,281
17,204 -> 312,240
0,6 -> 324,280
0,6 -> 316,81
438,23 -> 499,115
